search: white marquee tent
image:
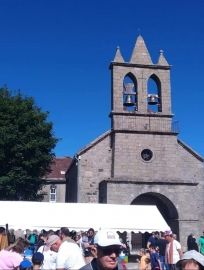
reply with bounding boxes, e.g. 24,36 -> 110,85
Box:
0,201 -> 170,232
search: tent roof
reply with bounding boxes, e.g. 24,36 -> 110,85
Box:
0,201 -> 170,232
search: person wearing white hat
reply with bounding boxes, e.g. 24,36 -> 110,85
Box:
79,229 -> 122,270
176,250 -> 204,270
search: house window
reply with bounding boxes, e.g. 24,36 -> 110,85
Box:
50,185 -> 57,202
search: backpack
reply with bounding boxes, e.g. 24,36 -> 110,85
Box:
29,234 -> 37,245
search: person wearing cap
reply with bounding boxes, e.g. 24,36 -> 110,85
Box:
79,229 -> 122,270
176,250 -> 204,270
46,233 -> 85,270
37,234 -> 57,270
164,230 -> 182,270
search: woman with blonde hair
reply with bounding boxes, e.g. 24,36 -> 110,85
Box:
0,226 -> 9,251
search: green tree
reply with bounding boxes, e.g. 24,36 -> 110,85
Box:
0,87 -> 58,200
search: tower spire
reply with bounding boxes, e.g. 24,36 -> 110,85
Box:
113,46 -> 124,63
130,35 -> 153,64
157,49 -> 169,66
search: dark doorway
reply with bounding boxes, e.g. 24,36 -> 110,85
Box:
131,192 -> 179,239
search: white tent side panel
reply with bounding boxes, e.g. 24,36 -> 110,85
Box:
0,201 -> 170,232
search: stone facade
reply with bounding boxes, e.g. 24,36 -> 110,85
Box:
65,36 -> 204,248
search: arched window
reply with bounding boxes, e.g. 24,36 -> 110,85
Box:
147,74 -> 162,112
50,185 -> 57,203
123,73 -> 137,112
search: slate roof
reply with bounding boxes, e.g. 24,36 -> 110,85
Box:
44,157 -> 72,181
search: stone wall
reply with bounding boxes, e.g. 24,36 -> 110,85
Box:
112,132 -> 203,182
76,133 -> 112,203
71,130 -> 204,248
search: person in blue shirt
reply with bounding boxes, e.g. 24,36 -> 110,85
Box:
147,232 -> 160,250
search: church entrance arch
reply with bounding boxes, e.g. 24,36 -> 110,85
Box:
130,192 -> 179,250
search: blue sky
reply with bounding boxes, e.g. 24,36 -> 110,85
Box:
0,0 -> 203,158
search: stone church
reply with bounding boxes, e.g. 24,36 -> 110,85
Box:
66,35 -> 204,246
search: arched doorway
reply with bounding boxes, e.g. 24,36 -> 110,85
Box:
130,192 -> 179,250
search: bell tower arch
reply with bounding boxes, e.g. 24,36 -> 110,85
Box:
147,74 -> 162,113
123,72 -> 138,112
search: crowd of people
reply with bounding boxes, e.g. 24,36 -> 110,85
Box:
0,226 -> 128,270
1,226 -> 204,270
137,230 -> 204,270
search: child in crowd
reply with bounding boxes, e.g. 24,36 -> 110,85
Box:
149,245 -> 161,270
19,259 -> 33,270
32,252 -> 44,270
138,248 -> 151,270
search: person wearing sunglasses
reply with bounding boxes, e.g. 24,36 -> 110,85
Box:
79,229 -> 122,270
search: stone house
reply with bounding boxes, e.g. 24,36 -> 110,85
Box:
42,156 -> 72,202
65,35 -> 204,247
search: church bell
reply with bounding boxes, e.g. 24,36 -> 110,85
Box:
148,94 -> 159,105
123,94 -> 135,107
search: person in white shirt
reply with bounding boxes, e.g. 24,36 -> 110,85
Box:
46,234 -> 85,270
164,230 -> 182,270
37,238 -> 57,270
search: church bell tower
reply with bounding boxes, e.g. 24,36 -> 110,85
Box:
109,35 -> 178,177
110,35 -> 174,135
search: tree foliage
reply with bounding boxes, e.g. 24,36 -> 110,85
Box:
0,87 -> 58,200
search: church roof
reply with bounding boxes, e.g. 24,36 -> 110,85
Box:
77,130 -> 111,155
178,139 -> 204,162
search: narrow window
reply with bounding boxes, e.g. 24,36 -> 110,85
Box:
50,185 -> 57,203
123,73 -> 137,112
147,74 -> 162,113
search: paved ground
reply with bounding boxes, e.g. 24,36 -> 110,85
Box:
126,262 -> 139,270
120,254 -> 139,270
